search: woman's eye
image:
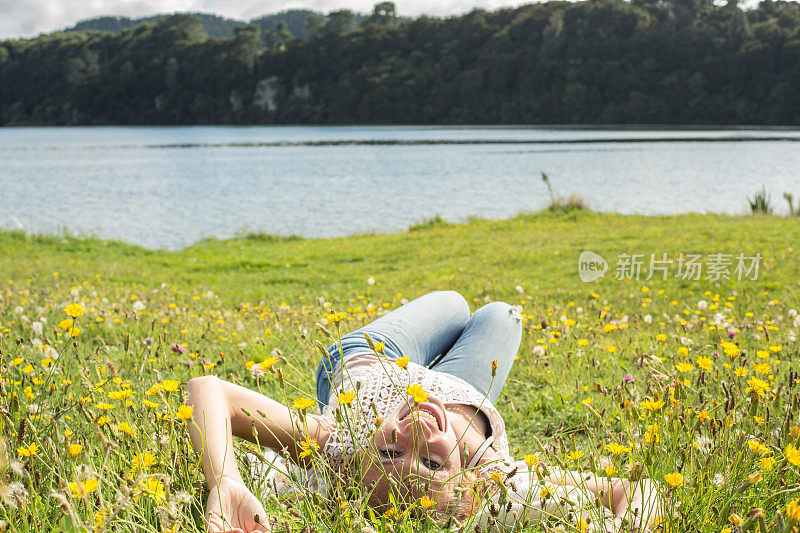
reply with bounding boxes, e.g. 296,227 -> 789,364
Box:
424,459 -> 441,470
380,449 -> 400,458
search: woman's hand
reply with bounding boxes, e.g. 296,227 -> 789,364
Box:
610,478 -> 663,532
205,476 -> 270,533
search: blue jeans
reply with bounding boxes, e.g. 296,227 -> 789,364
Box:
315,290 -> 523,408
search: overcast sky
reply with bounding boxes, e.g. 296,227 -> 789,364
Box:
0,0 -> 532,40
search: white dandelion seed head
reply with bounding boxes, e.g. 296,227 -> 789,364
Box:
643,314 -> 652,324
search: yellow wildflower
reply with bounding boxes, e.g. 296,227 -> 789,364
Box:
176,405 -> 193,420
720,341 -> 740,358
292,397 -> 315,410
419,495 -> 436,509
336,390 -> 355,405
604,443 -> 631,455
395,355 -> 409,369
64,303 -> 85,318
117,422 -> 136,436
298,436 -> 319,458
137,478 -> 166,504
525,454 -> 540,467
69,443 -> 82,457
17,443 -> 39,457
786,444 -> 800,467
696,356 -> 713,371
69,478 -> 99,498
567,450 -> 585,461
664,472 -> 684,487
58,318 -> 73,331
640,399 -> 665,412
407,384 -> 428,403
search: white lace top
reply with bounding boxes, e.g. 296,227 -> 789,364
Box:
319,352 -> 512,471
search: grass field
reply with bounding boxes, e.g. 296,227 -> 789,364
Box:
1,210 -> 799,532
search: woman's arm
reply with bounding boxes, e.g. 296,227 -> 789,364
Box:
186,375 -> 330,488
544,469 -> 662,530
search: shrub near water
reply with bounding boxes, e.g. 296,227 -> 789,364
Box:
0,214 -> 799,532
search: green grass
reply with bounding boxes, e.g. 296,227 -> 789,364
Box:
1,211 -> 799,532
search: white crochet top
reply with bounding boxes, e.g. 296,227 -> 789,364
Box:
319,352 -> 512,471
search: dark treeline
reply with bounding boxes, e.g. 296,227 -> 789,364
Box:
2,0 -> 800,125
66,10 -> 320,42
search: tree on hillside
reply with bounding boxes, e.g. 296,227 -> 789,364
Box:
364,2 -> 399,27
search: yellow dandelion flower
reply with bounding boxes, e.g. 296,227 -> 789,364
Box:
69,443 -> 82,457
132,451 -> 157,472
675,362 -> 694,373
567,450 -> 585,461
68,327 -> 81,337
786,444 -> 800,467
117,422 -> 136,436
406,384 -> 428,403
325,312 -> 347,325
64,303 -> 85,318
137,478 -> 166,504
748,440 -> 769,455
605,465 -> 617,476
419,495 -> 436,509
69,478 -> 99,498
298,436 -> 319,458
604,443 -> 631,455
17,443 -> 39,457
292,397 -> 315,410
720,341 -> 740,358
176,405 -> 193,420
159,380 -> 181,392
336,390 -> 355,405
525,454 -> 540,467
696,356 -> 713,371
395,355 -> 409,369
754,363 -> 771,375
664,472 -> 684,487
58,318 -> 73,331
734,367 -> 748,377
745,377 -> 769,398
769,345 -> 782,353
758,456 -> 775,472
786,498 -> 800,523
260,356 -> 278,370
677,346 -> 689,357
108,389 -> 134,401
603,324 -> 617,333
640,399 -> 665,412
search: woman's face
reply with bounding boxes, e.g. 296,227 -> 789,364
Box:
360,395 -> 464,509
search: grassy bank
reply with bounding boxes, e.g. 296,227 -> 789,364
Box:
1,211 -> 799,532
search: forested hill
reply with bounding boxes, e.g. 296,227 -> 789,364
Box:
2,0 -> 800,126
66,10 -> 319,41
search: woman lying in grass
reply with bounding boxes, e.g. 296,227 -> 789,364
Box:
187,291 -> 663,532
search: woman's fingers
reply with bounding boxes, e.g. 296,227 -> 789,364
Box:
206,512 -> 245,533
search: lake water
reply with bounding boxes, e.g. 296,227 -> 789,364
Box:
1,126 -> 799,250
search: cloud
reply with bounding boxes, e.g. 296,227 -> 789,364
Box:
0,0 -> 530,40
